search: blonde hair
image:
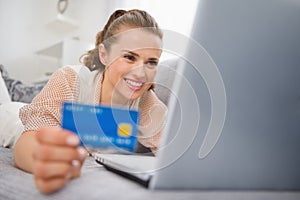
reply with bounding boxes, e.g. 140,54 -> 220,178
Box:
81,9 -> 163,71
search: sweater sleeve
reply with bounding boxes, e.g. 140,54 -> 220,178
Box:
138,90 -> 168,153
19,66 -> 79,132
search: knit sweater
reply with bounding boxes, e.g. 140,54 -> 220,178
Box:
19,65 -> 167,152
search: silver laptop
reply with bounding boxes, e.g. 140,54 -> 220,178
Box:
94,0 -> 300,190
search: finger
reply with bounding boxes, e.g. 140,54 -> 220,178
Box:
68,148 -> 88,179
34,144 -> 86,162
69,152 -> 88,179
73,148 -> 88,178
70,160 -> 83,179
71,168 -> 81,179
77,147 -> 89,162
33,160 -> 72,179
36,127 -> 80,147
35,176 -> 68,194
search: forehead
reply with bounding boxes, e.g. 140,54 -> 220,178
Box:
111,28 -> 162,52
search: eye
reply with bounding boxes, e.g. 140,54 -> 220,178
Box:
146,60 -> 158,68
123,54 -> 136,62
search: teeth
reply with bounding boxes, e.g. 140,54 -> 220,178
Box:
125,79 -> 143,87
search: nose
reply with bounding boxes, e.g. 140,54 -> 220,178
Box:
131,63 -> 147,80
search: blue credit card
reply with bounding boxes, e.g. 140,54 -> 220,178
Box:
61,102 -> 139,152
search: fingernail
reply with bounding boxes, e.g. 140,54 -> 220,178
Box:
72,160 -> 80,168
78,147 -> 87,160
66,135 -> 79,146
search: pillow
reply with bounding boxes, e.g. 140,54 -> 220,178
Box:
0,102 -> 26,148
0,64 -> 46,103
0,70 -> 11,104
154,58 -> 179,105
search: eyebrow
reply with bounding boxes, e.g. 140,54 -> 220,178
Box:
121,49 -> 159,61
121,50 -> 140,58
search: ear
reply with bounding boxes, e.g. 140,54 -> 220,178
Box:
98,44 -> 108,66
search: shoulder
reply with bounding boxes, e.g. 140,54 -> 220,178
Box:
51,65 -> 81,81
62,65 -> 101,83
137,90 -> 168,152
58,65 -> 86,77
54,65 -> 100,85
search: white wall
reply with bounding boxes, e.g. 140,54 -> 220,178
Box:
108,0 -> 198,36
0,0 -> 109,83
0,0 -> 198,83
107,0 -> 198,61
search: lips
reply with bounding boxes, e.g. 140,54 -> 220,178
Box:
124,78 -> 144,91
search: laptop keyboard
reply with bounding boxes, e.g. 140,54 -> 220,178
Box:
94,153 -> 156,173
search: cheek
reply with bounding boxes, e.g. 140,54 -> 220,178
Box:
145,68 -> 157,82
107,62 -> 131,82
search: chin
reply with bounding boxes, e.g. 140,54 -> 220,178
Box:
126,92 -> 143,100
125,87 -> 148,100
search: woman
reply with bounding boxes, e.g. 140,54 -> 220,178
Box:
14,9 -> 167,194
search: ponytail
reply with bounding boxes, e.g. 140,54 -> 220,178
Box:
81,10 -> 127,71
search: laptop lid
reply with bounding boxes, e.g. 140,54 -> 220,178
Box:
150,0 -> 300,190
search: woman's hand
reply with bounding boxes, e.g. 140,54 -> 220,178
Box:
32,127 -> 88,194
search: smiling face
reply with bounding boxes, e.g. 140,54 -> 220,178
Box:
99,28 -> 162,105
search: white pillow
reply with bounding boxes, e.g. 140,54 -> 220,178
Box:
0,102 -> 26,148
0,71 -> 11,104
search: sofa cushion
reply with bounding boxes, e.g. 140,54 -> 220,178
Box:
154,58 -> 179,105
0,70 -> 11,104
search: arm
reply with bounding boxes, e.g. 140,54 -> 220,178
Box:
13,66 -> 87,194
14,131 -> 38,173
